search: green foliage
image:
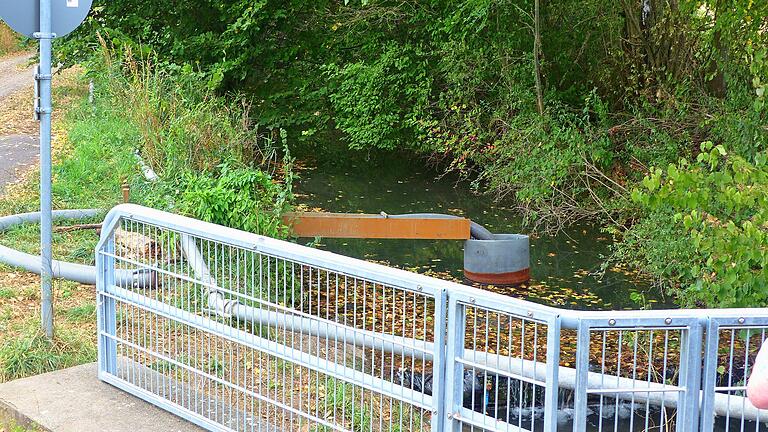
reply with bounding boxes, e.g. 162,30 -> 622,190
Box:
325,43 -> 432,150
65,303 -> 96,323
55,104 -> 139,209
1,417 -> 44,432
748,43 -> 768,112
623,142 -> 768,307
180,162 -> 291,236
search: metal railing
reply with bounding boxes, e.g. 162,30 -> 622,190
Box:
95,204 -> 768,432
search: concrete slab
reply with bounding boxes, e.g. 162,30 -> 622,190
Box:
0,362 -> 205,432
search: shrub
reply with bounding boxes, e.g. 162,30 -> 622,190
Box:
620,142 -> 768,307
179,162 -> 292,237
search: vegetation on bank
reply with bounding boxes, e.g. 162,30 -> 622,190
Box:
0,44 -> 294,381
0,22 -> 22,57
615,143 -> 768,308
82,42 -> 295,236
53,0 -> 768,307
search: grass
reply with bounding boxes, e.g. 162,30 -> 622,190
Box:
0,273 -> 97,382
309,376 -> 425,432
64,303 -> 96,323
0,417 -> 44,432
0,64 -> 147,384
0,67 -> 104,383
0,319 -> 96,382
0,42 -> 293,390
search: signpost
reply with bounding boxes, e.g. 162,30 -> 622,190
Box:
1,0 -> 92,338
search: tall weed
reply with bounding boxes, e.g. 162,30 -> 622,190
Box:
84,36 -> 294,237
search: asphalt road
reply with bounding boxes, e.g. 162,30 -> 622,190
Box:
0,53 -> 37,194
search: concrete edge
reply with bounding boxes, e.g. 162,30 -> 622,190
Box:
0,398 -> 51,432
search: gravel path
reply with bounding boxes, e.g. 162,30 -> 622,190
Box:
0,53 -> 37,194
0,53 -> 34,99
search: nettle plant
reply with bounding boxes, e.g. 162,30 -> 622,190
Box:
632,142 -> 768,307
180,162 -> 292,238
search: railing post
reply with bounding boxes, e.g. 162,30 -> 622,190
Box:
443,296 -> 465,432
677,323 -> 704,432
96,233 -> 117,377
431,288 -> 448,432
699,318 -> 719,432
572,320 -> 590,432
543,315 -> 561,432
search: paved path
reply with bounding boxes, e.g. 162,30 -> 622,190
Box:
0,53 -> 37,194
0,134 -> 38,192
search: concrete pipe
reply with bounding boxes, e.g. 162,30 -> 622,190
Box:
464,233 -> 530,285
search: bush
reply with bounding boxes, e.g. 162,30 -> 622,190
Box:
618,142 -> 768,307
179,162 -> 292,237
325,42 -> 432,151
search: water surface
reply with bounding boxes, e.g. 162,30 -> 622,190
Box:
293,145 -> 668,310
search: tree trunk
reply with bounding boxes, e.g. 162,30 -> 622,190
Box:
534,0 -> 544,115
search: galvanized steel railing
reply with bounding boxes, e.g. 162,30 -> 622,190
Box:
95,204 -> 768,432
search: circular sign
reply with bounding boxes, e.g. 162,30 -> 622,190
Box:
0,0 -> 93,38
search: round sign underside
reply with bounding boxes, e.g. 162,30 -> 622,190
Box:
0,0 -> 93,38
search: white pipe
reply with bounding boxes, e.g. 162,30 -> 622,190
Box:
177,234 -> 764,422
134,150 -> 159,182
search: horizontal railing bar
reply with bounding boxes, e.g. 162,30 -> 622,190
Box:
102,286 -> 433,410
104,282 -> 433,358
455,407 -> 531,432
588,326 -> 691,331
100,251 -> 436,355
102,205 -> 452,296
717,325 -> 768,330
586,387 -> 684,395
98,373 -> 233,432
101,333 -> 348,432
714,386 -> 748,391
99,251 -> 218,291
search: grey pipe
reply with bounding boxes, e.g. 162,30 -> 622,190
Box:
0,209 -> 101,232
177,233 -> 762,422
0,210 -> 155,287
383,213 -> 494,240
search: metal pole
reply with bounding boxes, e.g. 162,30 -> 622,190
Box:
38,0 -> 54,339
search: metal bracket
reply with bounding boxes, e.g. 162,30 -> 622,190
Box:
31,32 -> 57,39
33,67 -> 53,121
33,66 -> 41,121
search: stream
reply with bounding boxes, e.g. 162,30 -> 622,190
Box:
293,144 -> 669,311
